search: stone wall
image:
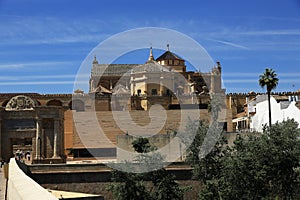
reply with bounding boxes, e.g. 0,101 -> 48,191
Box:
28,163 -> 198,200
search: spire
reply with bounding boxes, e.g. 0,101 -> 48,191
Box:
167,43 -> 170,51
93,55 -> 98,64
147,46 -> 154,62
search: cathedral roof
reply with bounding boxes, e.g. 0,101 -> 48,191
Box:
91,64 -> 138,76
131,61 -> 172,73
156,51 -> 184,61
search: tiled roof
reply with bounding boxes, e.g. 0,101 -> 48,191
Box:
91,64 -> 138,76
156,51 -> 184,61
132,61 -> 171,73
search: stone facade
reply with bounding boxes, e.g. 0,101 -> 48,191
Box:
89,48 -> 224,109
0,95 -> 64,163
0,91 -> 297,160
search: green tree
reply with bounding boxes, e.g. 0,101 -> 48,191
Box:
132,137 -> 152,153
187,119 -> 300,199
264,119 -> 300,199
220,134 -> 270,199
108,137 -> 185,200
150,169 -> 185,200
259,68 -> 279,127
185,120 -> 230,199
107,170 -> 152,200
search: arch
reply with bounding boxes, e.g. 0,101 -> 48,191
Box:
5,95 -> 36,110
2,100 -> 9,107
36,100 -> 41,106
69,100 -> 85,112
47,99 -> 63,106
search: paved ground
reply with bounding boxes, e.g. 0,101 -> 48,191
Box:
0,166 -> 7,200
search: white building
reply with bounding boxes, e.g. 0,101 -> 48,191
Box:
250,95 -> 300,132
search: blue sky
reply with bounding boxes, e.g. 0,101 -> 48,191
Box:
0,0 -> 300,93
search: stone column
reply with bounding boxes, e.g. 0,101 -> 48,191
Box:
160,77 -> 164,96
52,119 -> 60,158
59,119 -> 64,158
131,82 -> 136,96
41,128 -> 45,158
35,119 -> 42,159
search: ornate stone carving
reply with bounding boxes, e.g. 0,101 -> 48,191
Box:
5,95 -> 36,110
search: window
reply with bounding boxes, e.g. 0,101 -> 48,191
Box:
166,90 -> 170,96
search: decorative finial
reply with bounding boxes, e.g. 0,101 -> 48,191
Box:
93,55 -> 98,64
147,46 -> 154,62
167,44 -> 170,51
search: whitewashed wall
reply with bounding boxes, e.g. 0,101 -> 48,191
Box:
7,158 -> 57,200
251,95 -> 300,132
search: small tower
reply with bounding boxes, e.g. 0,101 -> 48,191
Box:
147,46 -> 155,62
93,55 -> 99,64
210,61 -> 222,93
90,55 -> 99,92
216,61 -> 221,74
156,44 -> 186,72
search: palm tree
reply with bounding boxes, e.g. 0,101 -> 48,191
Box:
259,68 -> 279,127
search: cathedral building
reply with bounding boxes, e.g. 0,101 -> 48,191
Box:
90,46 -> 224,111
0,46 -> 234,162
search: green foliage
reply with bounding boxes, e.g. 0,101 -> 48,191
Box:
107,137 -> 186,200
150,169 -> 185,200
107,170 -> 152,200
185,120 -> 209,164
132,137 -> 152,153
264,119 -> 300,198
259,68 -> 279,93
188,119 -> 300,199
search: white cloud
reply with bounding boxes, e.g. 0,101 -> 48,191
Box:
0,80 -> 86,86
0,74 -> 89,81
237,29 -> 300,36
0,16 -> 111,45
223,72 -> 300,78
207,38 -> 250,50
224,78 -> 300,84
0,61 -> 73,69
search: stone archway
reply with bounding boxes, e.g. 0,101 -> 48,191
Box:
47,99 -> 63,106
0,95 -> 65,163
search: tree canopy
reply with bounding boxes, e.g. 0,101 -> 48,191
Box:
186,119 -> 300,199
107,137 -> 186,200
259,68 -> 279,93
